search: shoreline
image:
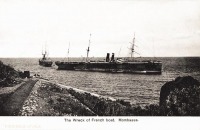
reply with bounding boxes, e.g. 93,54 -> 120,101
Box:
1,75 -> 200,116
0,59 -> 200,116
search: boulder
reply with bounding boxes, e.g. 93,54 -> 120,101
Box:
159,76 -> 200,116
19,71 -> 30,78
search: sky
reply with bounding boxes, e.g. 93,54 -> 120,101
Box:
0,0 -> 200,58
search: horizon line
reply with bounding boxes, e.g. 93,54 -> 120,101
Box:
1,56 -> 200,58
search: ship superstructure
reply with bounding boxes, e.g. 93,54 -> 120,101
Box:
55,34 -> 162,74
39,46 -> 53,67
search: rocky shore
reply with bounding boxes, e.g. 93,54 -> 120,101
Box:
17,76 -> 200,116
0,61 -> 21,87
0,60 -> 200,116
159,76 -> 200,116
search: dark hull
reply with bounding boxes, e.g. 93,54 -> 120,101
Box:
39,60 -> 53,67
55,61 -> 162,74
55,61 -> 84,70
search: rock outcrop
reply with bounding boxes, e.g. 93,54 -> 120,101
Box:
0,61 -> 19,87
159,76 -> 200,116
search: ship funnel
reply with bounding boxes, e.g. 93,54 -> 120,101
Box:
111,53 -> 115,62
106,53 -> 110,62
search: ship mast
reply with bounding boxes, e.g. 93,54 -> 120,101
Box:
67,42 -> 70,62
42,43 -> 47,60
130,33 -> 135,59
130,33 -> 140,61
45,42 -> 48,59
86,33 -> 91,63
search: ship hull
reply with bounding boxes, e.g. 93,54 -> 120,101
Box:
39,60 -> 53,67
55,61 -> 162,74
55,61 -> 84,70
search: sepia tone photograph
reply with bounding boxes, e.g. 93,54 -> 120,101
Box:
0,0 -> 200,121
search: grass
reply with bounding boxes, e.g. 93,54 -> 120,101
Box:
1,59 -> 199,116
35,81 -> 161,116
32,82 -> 96,116
67,88 -> 161,116
1,80 -> 38,116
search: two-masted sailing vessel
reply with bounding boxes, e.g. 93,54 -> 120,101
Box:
55,34 -> 162,74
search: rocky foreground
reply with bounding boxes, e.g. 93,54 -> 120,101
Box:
0,61 -> 200,116
160,76 -> 200,116
1,76 -> 199,116
0,61 -> 21,87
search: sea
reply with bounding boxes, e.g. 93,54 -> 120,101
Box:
1,57 -> 200,106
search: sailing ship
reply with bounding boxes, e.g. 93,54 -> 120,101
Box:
55,34 -> 162,74
39,47 -> 53,67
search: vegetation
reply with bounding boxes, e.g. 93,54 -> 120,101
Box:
47,76 -> 200,116
1,80 -> 38,116
32,81 -> 162,116
34,82 -> 96,116
67,88 -> 162,116
0,60 -> 23,115
28,76 -> 199,116
0,61 -> 20,87
1,59 -> 199,116
0,93 -> 13,115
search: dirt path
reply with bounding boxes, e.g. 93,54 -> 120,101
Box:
2,79 -> 38,116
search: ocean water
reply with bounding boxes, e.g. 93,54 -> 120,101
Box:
1,57 -> 200,106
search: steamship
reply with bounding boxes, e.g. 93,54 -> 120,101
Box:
55,34 -> 162,74
39,49 -> 53,67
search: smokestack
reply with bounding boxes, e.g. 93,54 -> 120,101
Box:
106,53 -> 110,62
111,53 -> 115,62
